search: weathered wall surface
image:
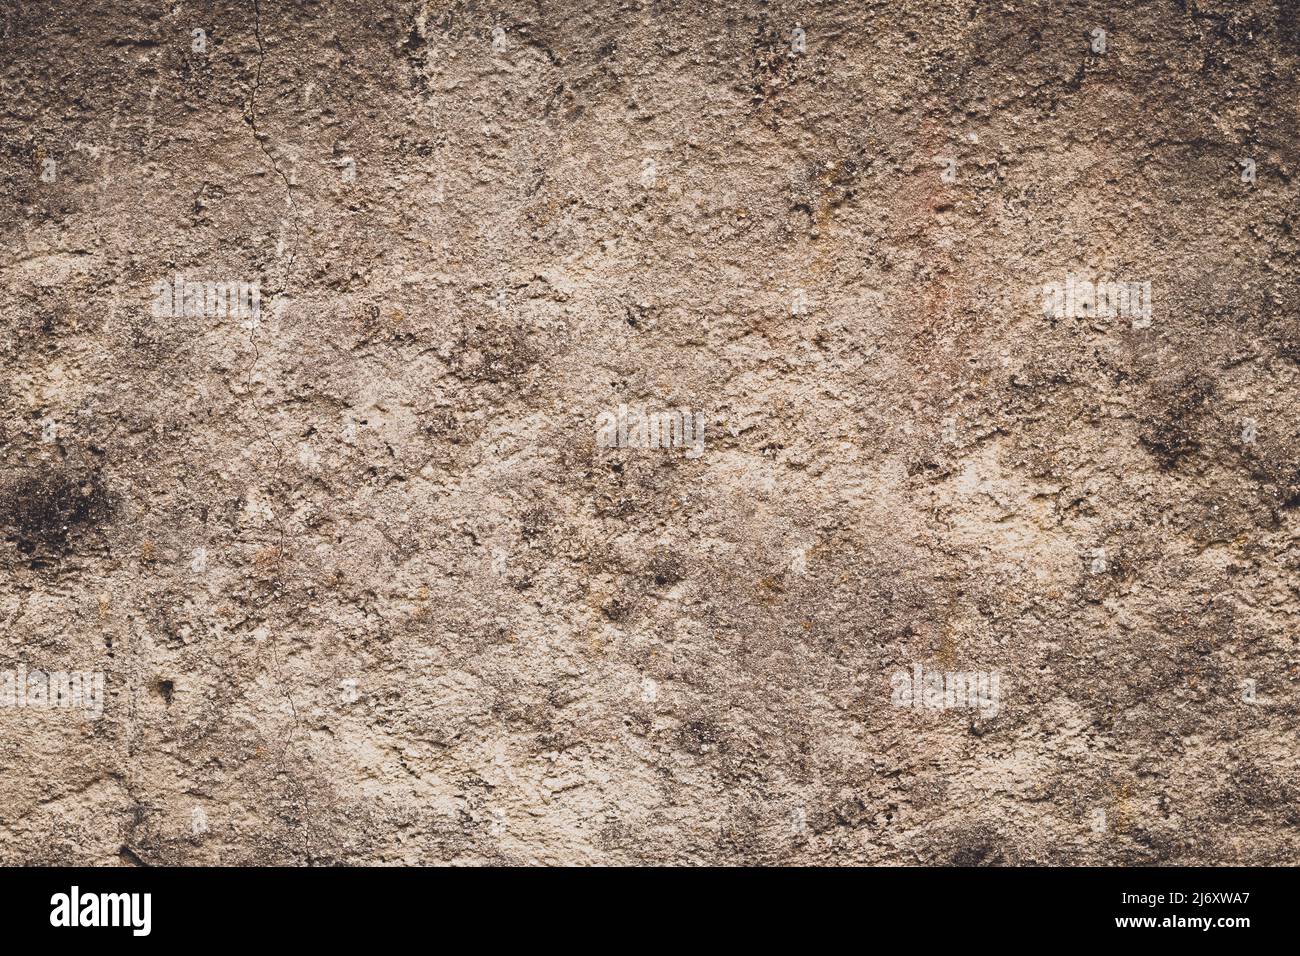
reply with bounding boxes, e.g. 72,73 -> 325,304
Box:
1,0 -> 1298,865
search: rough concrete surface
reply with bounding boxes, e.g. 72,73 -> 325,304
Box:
1,0 -> 1299,866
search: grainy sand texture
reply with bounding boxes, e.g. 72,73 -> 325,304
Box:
2,0 -> 1299,864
